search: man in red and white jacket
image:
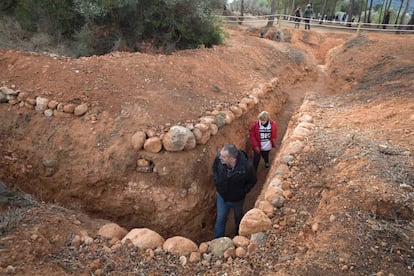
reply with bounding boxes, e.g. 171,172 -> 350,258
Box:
249,111 -> 278,171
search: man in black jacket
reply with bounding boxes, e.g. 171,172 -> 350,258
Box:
212,144 -> 257,238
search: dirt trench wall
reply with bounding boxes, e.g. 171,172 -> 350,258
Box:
0,85 -> 287,241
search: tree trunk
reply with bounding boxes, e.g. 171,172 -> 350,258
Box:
408,12 -> 414,29
267,0 -> 277,27
395,0 -> 405,24
364,0 -> 369,22
387,0 -> 393,11
322,0 -> 327,19
358,0 -> 365,22
240,0 -> 244,24
400,0 -> 412,25
347,0 -> 355,25
402,0 -> 412,29
291,0 -> 296,15
368,0 -> 374,23
331,0 -> 338,18
378,0 -> 387,24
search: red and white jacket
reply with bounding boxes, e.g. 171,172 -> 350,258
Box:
249,120 -> 278,152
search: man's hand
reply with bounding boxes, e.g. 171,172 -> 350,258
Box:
254,146 -> 260,153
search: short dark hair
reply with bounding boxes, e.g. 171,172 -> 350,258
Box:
222,144 -> 238,159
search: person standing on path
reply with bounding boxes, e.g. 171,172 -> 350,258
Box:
249,111 -> 278,171
303,3 -> 313,30
294,7 -> 302,29
212,144 -> 257,238
382,11 -> 391,29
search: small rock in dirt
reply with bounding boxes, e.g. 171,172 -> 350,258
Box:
235,247 -> 246,257
63,103 -> 76,113
250,232 -> 267,247
71,235 -> 81,247
131,131 -> 146,150
136,159 -> 150,167
199,242 -> 209,253
179,256 -> 187,266
0,91 -> 8,103
44,109 -> 53,117
144,137 -> 162,153
232,236 -> 249,248
189,252 -> 201,263
281,155 -> 294,165
247,243 -> 257,254
42,158 -> 58,168
74,103 -> 88,116
6,265 -> 16,274
36,97 -> 49,111
47,100 -> 58,109
223,248 -> 236,258
271,195 -> 285,208
203,253 -> 212,261
311,223 -> 319,232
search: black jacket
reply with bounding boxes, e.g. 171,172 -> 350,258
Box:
212,150 -> 257,202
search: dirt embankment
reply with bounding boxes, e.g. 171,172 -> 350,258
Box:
0,27 -> 323,241
0,26 -> 413,275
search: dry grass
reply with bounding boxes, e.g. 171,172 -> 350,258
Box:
0,208 -> 25,235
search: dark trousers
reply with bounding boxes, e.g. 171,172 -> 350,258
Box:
253,150 -> 270,171
305,19 -> 310,29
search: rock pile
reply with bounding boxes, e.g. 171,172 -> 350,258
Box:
134,78 -> 280,173
132,79 -> 279,155
0,86 -> 89,118
1,78 -> 281,176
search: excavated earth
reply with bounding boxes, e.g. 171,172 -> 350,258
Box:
0,24 -> 413,275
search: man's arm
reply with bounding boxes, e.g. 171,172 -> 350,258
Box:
212,155 -> 227,196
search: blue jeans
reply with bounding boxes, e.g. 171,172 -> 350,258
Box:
214,193 -> 244,238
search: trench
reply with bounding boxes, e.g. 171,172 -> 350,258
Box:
0,28 -> 349,245
194,30 -> 337,241
214,90 -> 304,241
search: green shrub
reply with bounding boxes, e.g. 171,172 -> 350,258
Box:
9,0 -> 227,56
0,0 -> 17,12
15,0 -> 83,37
71,25 -> 95,57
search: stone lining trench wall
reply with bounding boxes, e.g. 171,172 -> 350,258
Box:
0,81 -> 316,263
66,94 -> 317,265
0,74 -> 289,243
1,77 -> 279,174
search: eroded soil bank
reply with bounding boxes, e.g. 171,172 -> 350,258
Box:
0,26 -> 413,275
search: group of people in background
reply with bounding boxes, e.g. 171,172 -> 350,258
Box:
212,111 -> 278,238
294,3 -> 313,30
293,3 -> 392,30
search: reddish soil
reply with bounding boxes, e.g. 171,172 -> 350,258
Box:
0,24 -> 413,275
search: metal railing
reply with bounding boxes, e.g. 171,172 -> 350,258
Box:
218,14 -> 414,34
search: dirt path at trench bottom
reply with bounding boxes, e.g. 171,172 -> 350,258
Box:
241,30 -> 333,237
0,25 -> 413,275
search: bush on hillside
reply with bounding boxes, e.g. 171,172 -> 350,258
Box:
15,0 -> 84,38
3,0 -> 227,56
